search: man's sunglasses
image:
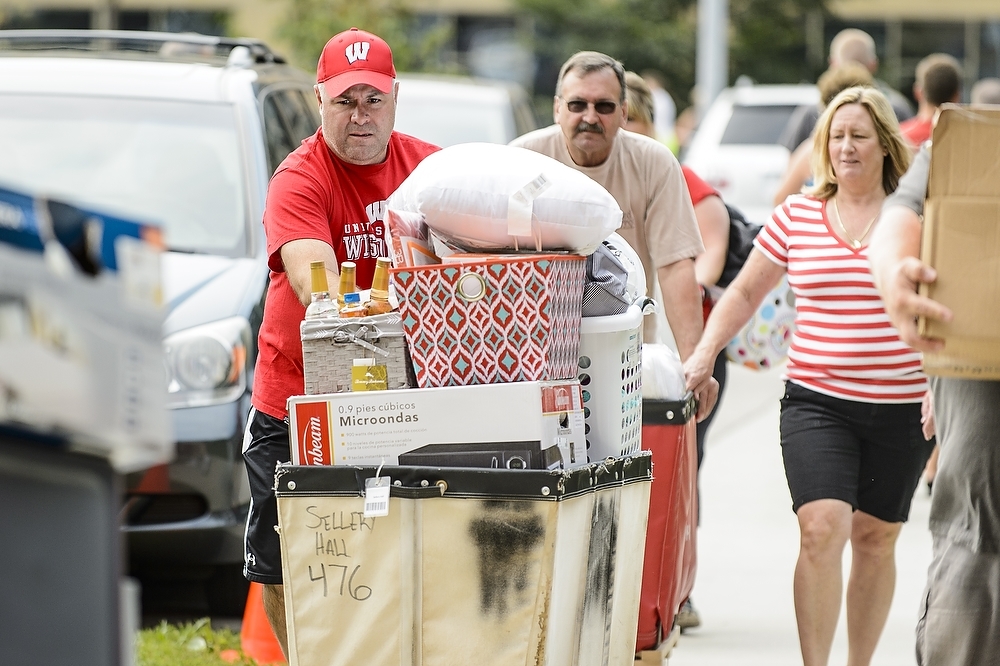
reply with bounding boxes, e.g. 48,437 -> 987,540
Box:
562,98 -> 619,115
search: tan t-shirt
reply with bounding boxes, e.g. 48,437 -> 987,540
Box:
511,125 -> 704,339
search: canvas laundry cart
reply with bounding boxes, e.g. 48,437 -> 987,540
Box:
275,454 -> 652,666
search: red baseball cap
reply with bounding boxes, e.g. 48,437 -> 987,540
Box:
316,27 -> 396,97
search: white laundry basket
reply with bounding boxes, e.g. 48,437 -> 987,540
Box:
577,303 -> 644,461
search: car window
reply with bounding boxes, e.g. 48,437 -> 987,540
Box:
394,96 -> 514,147
261,87 -> 319,173
261,94 -> 299,173
0,94 -> 247,256
288,90 -> 320,143
720,105 -> 800,146
284,90 -> 319,143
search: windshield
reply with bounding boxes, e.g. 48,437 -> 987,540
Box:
394,95 -> 513,147
0,94 -> 247,256
720,104 -> 799,146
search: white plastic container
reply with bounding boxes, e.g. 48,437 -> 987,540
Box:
577,303 -> 644,461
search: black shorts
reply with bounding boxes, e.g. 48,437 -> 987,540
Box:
779,381 -> 935,523
242,407 -> 291,585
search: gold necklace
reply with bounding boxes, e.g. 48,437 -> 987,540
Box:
831,197 -> 879,250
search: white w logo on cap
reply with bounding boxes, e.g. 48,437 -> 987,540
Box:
345,41 -> 370,64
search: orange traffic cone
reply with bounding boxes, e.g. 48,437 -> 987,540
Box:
240,582 -> 286,664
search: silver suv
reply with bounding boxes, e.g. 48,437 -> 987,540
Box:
394,72 -> 537,147
683,83 -> 819,225
0,29 -> 320,615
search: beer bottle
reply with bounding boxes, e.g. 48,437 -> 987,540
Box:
304,260 -> 338,319
337,261 -> 357,308
364,257 -> 393,315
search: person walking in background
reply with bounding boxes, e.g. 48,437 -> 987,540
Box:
899,54 -> 962,149
511,50 -> 718,419
673,86 -> 701,157
829,28 -> 913,121
784,28 -> 913,162
624,70 -> 732,630
685,87 -> 934,666
773,62 -> 874,206
971,76 -> 1000,104
625,72 -> 729,293
241,27 -> 438,657
869,142 -> 1000,665
640,70 -> 678,150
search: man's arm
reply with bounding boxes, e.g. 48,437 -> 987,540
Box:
279,239 -> 341,307
868,205 -> 952,352
657,258 -> 720,420
657,257 -> 703,361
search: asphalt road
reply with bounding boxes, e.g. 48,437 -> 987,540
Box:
668,363 -> 932,666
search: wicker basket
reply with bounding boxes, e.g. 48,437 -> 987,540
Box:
300,312 -> 412,394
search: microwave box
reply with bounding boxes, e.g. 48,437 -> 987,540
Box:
919,105 -> 1000,378
288,380 -> 588,469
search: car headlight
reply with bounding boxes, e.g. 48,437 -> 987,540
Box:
164,316 -> 250,409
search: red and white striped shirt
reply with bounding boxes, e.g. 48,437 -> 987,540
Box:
754,194 -> 927,403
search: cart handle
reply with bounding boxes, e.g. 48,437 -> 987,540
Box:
353,471 -> 449,498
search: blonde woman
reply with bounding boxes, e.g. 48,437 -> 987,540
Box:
685,87 -> 933,666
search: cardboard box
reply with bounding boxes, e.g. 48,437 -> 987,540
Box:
288,380 -> 588,468
919,105 -> 1000,379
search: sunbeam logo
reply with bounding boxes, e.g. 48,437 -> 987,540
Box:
295,401 -> 330,465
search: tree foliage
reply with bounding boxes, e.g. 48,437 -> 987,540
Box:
275,0 -> 829,106
517,0 -> 697,104
276,0 -> 453,74
516,0 -> 828,105
729,0 -> 827,85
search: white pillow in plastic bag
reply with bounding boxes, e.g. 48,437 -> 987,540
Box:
387,143 -> 622,255
641,343 -> 687,400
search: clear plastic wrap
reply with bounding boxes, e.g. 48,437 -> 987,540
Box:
387,143 -> 622,255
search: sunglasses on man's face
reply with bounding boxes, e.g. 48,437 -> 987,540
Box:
563,99 -> 619,115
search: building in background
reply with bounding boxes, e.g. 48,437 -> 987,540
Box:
824,0 -> 1000,102
1,0 -> 997,100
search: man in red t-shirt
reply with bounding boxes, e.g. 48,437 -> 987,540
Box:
899,54 -> 961,149
242,28 -> 438,653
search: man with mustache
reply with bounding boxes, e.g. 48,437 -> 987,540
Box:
511,51 -> 716,419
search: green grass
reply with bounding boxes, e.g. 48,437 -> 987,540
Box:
135,618 -> 262,666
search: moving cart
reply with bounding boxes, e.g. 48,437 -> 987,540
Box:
275,455 -> 652,666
